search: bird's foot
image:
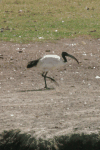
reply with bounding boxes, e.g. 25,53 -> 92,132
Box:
44,87 -> 54,90
44,84 -> 48,89
44,86 -> 47,89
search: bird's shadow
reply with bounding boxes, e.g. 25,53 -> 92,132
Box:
18,87 -> 55,92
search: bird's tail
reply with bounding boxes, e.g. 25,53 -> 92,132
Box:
27,58 -> 40,68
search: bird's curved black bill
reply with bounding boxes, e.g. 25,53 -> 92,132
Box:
67,53 -> 79,64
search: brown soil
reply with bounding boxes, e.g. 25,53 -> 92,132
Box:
0,37 -> 100,139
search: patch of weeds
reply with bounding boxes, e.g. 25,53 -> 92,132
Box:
0,129 -> 100,150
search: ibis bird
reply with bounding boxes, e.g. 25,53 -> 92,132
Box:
27,52 -> 79,89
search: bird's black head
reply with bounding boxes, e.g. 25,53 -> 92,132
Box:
62,52 -> 79,64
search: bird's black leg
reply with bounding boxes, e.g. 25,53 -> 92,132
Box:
42,72 -> 59,87
44,72 -> 48,88
42,72 -> 48,88
46,76 -> 59,86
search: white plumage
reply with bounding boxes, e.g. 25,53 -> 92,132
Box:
37,55 -> 65,72
27,52 -> 79,88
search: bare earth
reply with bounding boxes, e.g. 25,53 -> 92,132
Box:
0,37 -> 100,139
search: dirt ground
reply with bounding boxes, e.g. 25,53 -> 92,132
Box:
0,37 -> 100,139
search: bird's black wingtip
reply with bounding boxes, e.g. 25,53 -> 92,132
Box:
27,59 -> 40,68
27,62 -> 33,68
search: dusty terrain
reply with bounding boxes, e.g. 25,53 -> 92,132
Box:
0,37 -> 100,139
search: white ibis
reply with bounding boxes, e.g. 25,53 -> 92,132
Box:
27,52 -> 79,88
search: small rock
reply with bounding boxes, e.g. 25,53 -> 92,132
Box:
95,76 -> 100,79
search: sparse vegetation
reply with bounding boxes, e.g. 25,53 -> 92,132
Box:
0,130 -> 100,150
0,1 -> 100,149
0,0 -> 100,43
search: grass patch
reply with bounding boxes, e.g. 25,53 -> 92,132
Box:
0,0 -> 100,43
0,129 -> 100,150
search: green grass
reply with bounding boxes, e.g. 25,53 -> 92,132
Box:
0,0 -> 100,43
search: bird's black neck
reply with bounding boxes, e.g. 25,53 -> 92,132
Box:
62,52 -> 67,62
